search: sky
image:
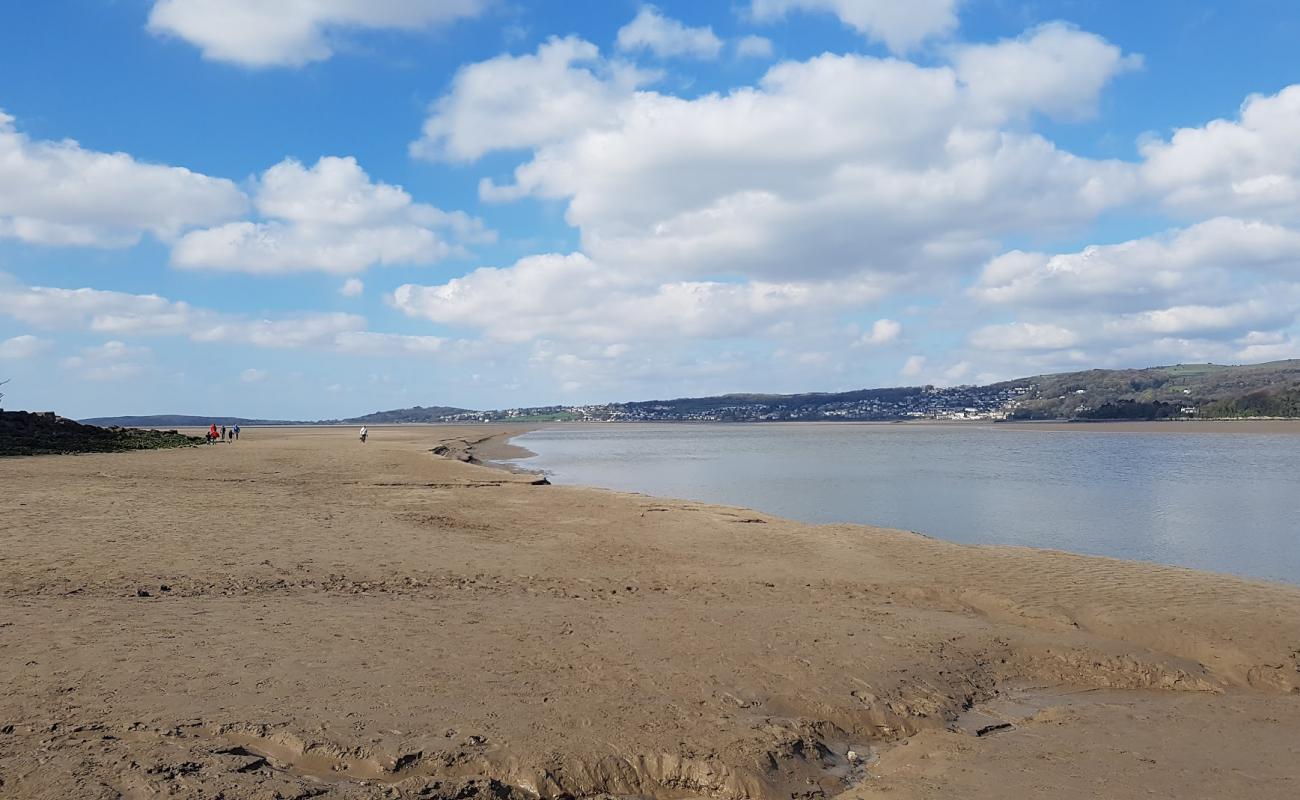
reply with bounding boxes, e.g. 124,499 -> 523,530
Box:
2,1 -> 1300,419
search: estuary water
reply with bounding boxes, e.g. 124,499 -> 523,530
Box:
508,423 -> 1300,585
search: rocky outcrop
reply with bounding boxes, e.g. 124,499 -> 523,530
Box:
0,409 -> 202,456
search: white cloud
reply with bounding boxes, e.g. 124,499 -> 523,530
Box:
966,218 -> 1300,361
332,331 -> 448,355
61,341 -> 151,382
1141,84 -> 1300,220
411,36 -> 654,162
973,218 -> 1300,311
0,334 -> 50,359
340,278 -> 365,297
969,322 -> 1080,351
1235,331 -> 1300,362
240,368 -> 268,383
616,6 -> 723,60
172,156 -> 490,274
401,29 -> 1156,385
858,318 -> 902,345
0,110 -> 246,248
0,272 -> 451,357
901,354 -> 927,377
735,35 -> 775,59
749,0 -> 961,53
952,23 -> 1143,122
460,43 -> 1137,283
147,0 -> 489,68
392,252 -> 889,343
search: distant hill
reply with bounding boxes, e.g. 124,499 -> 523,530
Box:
76,359 -> 1300,427
997,360 -> 1300,420
80,414 -> 303,427
81,406 -> 477,427
341,405 -> 474,424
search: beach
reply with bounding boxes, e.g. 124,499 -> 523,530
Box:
1,426 -> 1298,799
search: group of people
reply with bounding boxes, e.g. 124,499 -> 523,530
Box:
201,423 -> 369,444
206,423 -> 240,444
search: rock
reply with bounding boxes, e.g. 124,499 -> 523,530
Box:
136,589 -> 151,598
846,750 -> 859,763
976,722 -> 1013,737
530,477 -> 551,486
1,410 -> 202,457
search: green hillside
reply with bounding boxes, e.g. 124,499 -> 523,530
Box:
998,360 -> 1300,419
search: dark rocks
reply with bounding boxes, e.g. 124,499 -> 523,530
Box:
1,410 -> 203,457
975,722 -> 1014,736
529,477 -> 551,486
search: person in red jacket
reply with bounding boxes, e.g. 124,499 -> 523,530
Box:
209,423 -> 218,444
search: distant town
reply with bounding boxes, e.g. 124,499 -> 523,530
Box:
438,383 -> 1038,423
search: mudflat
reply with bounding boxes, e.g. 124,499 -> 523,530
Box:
1,426 -> 1297,799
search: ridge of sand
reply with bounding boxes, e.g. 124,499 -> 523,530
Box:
1,425 -> 1297,799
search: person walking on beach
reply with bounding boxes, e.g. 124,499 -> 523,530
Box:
233,424 -> 240,441
359,426 -> 368,444
209,423 -> 218,444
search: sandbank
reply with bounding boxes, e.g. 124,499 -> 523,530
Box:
1,425 -> 1297,799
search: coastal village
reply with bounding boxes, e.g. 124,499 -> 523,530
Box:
439,383 -> 1037,423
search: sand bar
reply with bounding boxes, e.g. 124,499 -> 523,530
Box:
1,426 -> 1298,799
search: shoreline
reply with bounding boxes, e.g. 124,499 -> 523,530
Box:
3,425 -> 1298,799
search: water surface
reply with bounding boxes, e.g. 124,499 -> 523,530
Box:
509,423 -> 1300,585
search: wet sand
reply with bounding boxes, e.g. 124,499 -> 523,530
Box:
1,426 -> 1297,799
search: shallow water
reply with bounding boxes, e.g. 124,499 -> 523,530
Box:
509,423 -> 1300,585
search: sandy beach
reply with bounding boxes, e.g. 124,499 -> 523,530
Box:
2,426 -> 1298,799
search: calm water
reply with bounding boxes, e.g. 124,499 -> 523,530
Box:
508,424 -> 1300,585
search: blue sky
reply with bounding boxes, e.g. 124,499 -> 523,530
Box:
2,1 -> 1300,418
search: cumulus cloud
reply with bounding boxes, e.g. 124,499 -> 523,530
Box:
749,0 -> 961,53
332,331 -> 448,355
147,0 -> 489,67
172,156 -> 491,274
966,218 -> 1300,362
0,334 -> 50,359
411,36 -> 653,162
340,278 -> 365,297
858,318 -> 902,345
0,110 -> 246,248
969,322 -> 1080,351
973,218 -> 1300,311
450,38 -> 1138,283
952,23 -> 1143,122
901,355 -> 927,377
397,27 -> 1165,383
0,273 -> 448,357
616,6 -> 723,60
392,252 -> 889,343
1141,84 -> 1300,220
61,341 -> 151,382
735,35 -> 775,59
